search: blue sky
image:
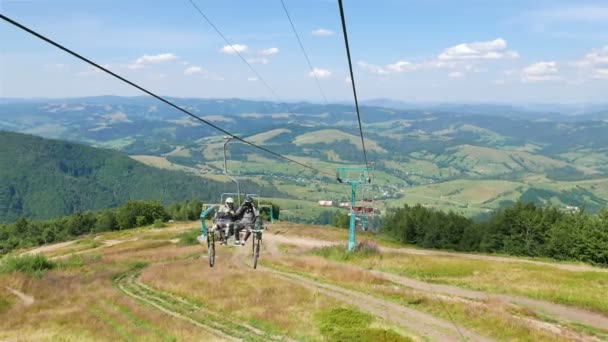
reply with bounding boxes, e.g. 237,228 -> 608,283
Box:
1,0 -> 608,103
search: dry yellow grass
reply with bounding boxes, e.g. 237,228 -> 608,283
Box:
141,252 -> 340,340
0,261 -> 214,341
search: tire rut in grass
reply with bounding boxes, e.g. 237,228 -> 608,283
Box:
115,271 -> 285,342
259,265 -> 492,342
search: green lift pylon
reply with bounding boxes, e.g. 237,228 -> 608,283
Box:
337,167 -> 371,252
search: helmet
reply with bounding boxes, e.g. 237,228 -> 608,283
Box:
225,197 -> 234,204
245,196 -> 253,204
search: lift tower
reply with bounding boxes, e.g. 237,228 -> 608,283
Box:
336,167 -> 371,252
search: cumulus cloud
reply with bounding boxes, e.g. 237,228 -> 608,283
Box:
308,67 -> 331,78
521,61 -> 560,82
312,28 -> 335,36
359,60 -> 419,75
386,60 -> 417,73
128,53 -> 177,69
438,39 -> 519,61
358,61 -> 389,75
576,46 -> 608,79
593,69 -> 608,79
220,44 -> 248,55
448,71 -> 465,78
577,46 -> 608,67
184,66 -> 204,75
258,47 -> 279,56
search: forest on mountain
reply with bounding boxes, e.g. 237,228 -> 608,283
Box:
0,131 -> 283,223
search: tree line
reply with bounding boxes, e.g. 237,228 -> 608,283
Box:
382,202 -> 608,266
0,199 -> 280,255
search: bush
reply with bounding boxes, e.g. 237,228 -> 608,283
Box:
177,228 -> 201,246
0,254 -> 56,277
153,219 -> 166,228
117,201 -> 168,229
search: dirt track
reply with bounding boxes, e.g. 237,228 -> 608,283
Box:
265,234 -> 608,273
264,233 -> 608,332
6,287 -> 34,306
260,266 -> 490,342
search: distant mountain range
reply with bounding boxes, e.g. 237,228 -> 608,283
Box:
2,96 -> 608,221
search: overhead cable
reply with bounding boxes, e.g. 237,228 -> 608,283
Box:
279,0 -> 329,105
187,0 -> 294,114
0,13 -> 334,178
337,0 -> 370,169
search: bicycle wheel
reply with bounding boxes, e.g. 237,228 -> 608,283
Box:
253,233 -> 261,269
208,232 -> 215,267
251,231 -> 255,256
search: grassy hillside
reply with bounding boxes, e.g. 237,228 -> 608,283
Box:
0,131 -> 281,222
1,222 -> 607,341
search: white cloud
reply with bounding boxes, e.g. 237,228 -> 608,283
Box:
577,46 -> 608,67
135,53 -> 177,64
312,28 -> 335,36
593,69 -> 608,79
220,44 -> 248,55
359,60 -> 419,75
345,77 -> 351,83
438,38 -> 519,61
258,47 -> 279,56
308,67 -> 331,78
184,66 -> 204,75
246,57 -> 269,64
358,61 -> 388,75
247,77 -> 258,82
574,46 -> 608,80
128,53 -> 177,69
386,60 -> 417,73
521,61 -> 560,82
448,71 -> 465,78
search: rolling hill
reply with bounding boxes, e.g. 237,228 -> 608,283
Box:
0,131 -> 282,223
1,96 -> 608,219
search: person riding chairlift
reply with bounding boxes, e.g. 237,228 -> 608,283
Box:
233,196 -> 259,246
214,197 -> 236,245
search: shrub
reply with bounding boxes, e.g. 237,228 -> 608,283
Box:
153,219 -> 166,228
0,254 -> 56,277
177,228 -> 201,246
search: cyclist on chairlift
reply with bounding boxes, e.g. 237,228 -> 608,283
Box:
214,197 -> 236,245
234,196 -> 259,246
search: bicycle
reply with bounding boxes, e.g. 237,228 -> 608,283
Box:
250,226 -> 264,269
206,225 -> 216,267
